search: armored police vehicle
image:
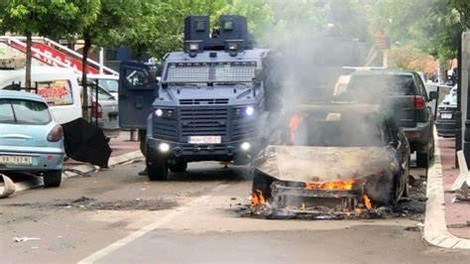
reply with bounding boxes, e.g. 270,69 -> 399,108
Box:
118,16 -> 271,180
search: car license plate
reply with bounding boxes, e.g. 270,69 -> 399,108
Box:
188,136 -> 221,144
0,155 -> 32,165
440,113 -> 452,119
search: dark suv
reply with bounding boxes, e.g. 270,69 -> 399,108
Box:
339,71 -> 436,168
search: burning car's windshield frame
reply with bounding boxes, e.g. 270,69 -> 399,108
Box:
275,113 -> 392,147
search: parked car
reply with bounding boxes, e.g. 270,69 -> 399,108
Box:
436,88 -> 458,137
0,90 -> 64,187
0,66 -> 82,124
339,70 -> 436,168
251,104 -> 410,216
84,82 -> 120,138
87,74 -> 119,98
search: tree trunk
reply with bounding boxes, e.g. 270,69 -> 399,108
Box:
25,32 -> 32,91
82,30 -> 92,120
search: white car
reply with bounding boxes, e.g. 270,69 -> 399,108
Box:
0,66 -> 82,124
84,83 -> 120,138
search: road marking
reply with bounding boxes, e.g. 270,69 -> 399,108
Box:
78,183 -> 230,264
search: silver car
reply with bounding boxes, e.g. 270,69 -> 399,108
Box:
85,83 -> 120,138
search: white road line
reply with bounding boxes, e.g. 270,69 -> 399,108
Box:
78,183 -> 230,264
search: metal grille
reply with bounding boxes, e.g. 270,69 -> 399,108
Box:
165,61 -> 256,83
213,62 -> 256,82
166,63 -> 210,83
179,98 -> 229,105
231,108 -> 257,141
179,107 -> 228,137
153,117 -> 178,141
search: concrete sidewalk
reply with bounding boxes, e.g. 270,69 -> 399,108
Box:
439,138 -> 470,239
424,134 -> 470,249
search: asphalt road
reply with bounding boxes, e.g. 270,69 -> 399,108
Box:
1,161 -> 469,263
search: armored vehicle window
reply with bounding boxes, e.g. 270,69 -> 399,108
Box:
166,62 -> 210,83
164,61 -> 256,83
213,62 -> 256,82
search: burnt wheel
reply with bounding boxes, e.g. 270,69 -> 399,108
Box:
43,170 -> 62,187
252,171 -> 274,201
146,154 -> 168,181
169,162 -> 187,173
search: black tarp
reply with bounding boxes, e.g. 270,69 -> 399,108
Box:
62,118 -> 112,168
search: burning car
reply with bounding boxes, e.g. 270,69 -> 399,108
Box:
251,104 -> 410,218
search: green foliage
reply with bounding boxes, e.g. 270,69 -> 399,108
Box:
0,0 -> 99,37
372,0 -> 468,61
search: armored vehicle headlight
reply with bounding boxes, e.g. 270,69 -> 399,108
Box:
189,43 -> 199,51
159,142 -> 170,153
241,142 -> 251,151
245,106 -> 255,116
155,109 -> 163,117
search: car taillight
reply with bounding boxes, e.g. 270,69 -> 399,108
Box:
91,101 -> 103,119
47,125 -> 63,142
412,96 -> 426,109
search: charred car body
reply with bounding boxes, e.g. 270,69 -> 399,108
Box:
251,104 -> 410,218
119,16 -> 270,180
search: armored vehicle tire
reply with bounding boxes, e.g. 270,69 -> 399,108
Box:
43,170 -> 62,187
147,157 -> 168,181
169,162 -> 187,173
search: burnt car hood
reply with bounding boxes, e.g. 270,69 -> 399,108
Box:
254,145 -> 399,183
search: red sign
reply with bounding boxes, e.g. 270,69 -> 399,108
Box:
7,41 -> 99,74
32,43 -> 99,74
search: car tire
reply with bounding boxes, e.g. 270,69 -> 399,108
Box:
169,162 -> 187,173
43,170 -> 62,187
416,151 -> 430,168
147,156 -> 168,181
417,132 -> 435,168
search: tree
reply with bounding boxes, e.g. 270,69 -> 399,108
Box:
0,0 -> 99,90
371,0 -> 467,61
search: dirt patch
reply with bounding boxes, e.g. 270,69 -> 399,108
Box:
4,196 -> 178,211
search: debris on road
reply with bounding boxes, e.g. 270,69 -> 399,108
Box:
0,174 -> 16,198
14,237 -> 41,243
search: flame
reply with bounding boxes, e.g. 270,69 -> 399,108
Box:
362,194 -> 372,209
305,179 -> 358,190
289,114 -> 303,143
251,190 -> 265,207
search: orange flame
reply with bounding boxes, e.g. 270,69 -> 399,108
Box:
362,194 -> 372,209
289,114 -> 303,143
251,190 -> 265,207
305,179 -> 359,190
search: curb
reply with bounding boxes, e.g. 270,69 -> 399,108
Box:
423,129 -> 470,249
62,150 -> 144,179
14,151 -> 144,192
